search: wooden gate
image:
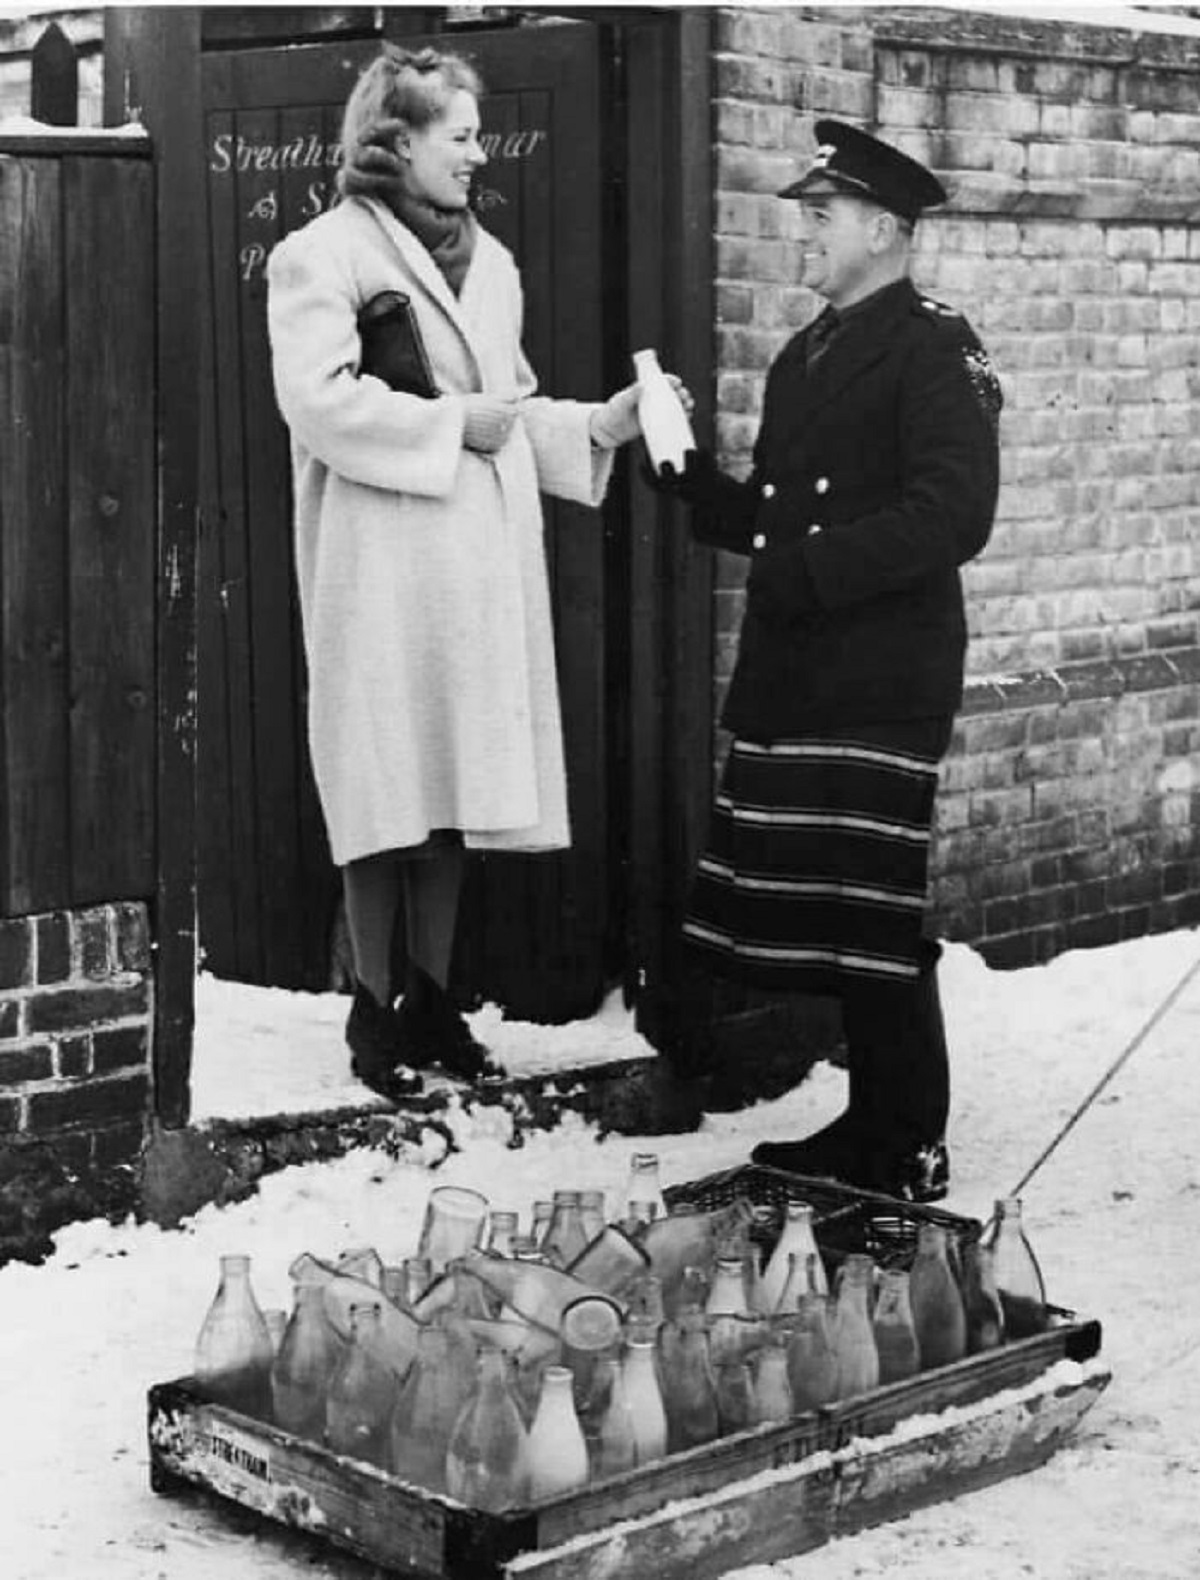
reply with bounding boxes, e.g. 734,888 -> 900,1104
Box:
197,23 -> 618,1018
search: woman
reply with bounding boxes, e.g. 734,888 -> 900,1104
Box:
267,46 -> 649,1099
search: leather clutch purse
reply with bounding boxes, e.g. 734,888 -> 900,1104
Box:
357,290 -> 438,399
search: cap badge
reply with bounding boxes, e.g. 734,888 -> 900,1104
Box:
811,144 -> 837,169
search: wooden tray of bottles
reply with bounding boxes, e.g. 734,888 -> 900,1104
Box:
147,1167 -> 1110,1580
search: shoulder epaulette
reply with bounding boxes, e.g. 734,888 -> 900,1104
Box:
916,295 -> 963,321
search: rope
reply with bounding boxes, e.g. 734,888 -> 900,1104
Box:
1006,947 -> 1200,1200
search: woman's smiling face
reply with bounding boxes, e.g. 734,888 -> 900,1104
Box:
402,87 -> 487,210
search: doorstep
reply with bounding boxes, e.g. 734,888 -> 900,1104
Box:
139,1050 -> 706,1229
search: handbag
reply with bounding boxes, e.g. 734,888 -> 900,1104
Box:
356,290 -> 438,399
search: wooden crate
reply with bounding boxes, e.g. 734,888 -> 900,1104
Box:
149,1317 -> 1106,1579
148,1168 -> 1110,1577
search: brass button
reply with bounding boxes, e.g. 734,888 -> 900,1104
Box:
814,476 -> 830,495
761,483 -> 776,500
752,532 -> 767,549
807,523 -> 823,537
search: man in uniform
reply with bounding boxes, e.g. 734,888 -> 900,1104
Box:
659,120 -> 1002,1202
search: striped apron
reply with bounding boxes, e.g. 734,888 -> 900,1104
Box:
683,719 -> 952,993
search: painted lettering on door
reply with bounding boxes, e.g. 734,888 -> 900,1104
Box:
214,124 -> 547,284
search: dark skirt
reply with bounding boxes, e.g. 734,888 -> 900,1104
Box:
683,718 -> 952,993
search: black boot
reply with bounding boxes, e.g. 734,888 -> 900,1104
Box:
398,965 -> 503,1082
839,950 -> 952,1202
345,986 -> 424,1100
751,995 -> 865,1181
751,1110 -> 863,1179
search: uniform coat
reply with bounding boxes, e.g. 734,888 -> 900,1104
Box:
267,197 -> 613,866
691,277 -> 1001,740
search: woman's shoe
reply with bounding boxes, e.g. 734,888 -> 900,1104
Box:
398,967 -> 505,1083
345,986 -> 424,1100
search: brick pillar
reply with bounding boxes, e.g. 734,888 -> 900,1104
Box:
0,903 -> 153,1262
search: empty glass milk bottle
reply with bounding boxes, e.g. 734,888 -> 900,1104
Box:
985,1197 -> 1048,1339
579,1190 -> 607,1243
761,1201 -> 827,1312
389,1324 -> 476,1494
714,1357 -> 756,1437
263,1308 -> 288,1353
774,1250 -> 825,1316
622,1152 -> 668,1223
530,1200 -> 554,1249
705,1255 -> 751,1319
487,1211 -> 519,1259
623,1334 -> 669,1465
660,1313 -> 719,1452
751,1335 -> 795,1426
418,1186 -> 489,1276
588,1353 -> 637,1479
194,1253 -> 275,1419
527,1365 -> 590,1501
871,1268 -> 920,1385
961,1240 -> 1006,1353
786,1293 -> 840,1411
908,1223 -> 967,1371
446,1346 -> 530,1512
325,1303 -> 401,1469
270,1269 -> 345,1439
542,1190 -> 590,1270
660,1308 -> 717,1453
832,1254 -> 880,1399
399,1256 -> 433,1312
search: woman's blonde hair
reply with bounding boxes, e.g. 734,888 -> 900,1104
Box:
339,45 -> 483,186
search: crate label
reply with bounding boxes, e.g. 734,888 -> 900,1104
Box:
196,1421 -> 273,1488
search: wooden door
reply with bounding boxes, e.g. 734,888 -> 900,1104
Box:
197,24 -> 614,1017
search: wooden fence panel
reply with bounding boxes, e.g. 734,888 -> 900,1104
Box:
30,20 -> 78,127
64,154 -> 157,905
0,156 -> 71,915
0,142 -> 155,918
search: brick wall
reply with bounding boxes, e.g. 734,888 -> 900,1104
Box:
0,903 -> 153,1166
712,4 -> 1200,966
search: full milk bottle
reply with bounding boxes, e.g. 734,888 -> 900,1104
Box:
632,349 -> 695,475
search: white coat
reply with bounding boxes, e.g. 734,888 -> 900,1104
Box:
266,197 -> 613,866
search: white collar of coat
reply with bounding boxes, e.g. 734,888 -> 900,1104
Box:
357,196 -> 486,382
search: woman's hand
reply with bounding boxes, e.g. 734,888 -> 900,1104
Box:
589,385 -> 641,449
340,117 -> 406,203
589,374 -> 695,449
463,395 -> 519,454
668,374 -> 696,420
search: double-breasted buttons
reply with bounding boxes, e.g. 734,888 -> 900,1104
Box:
752,532 -> 767,550
814,476 -> 830,495
761,482 -> 776,499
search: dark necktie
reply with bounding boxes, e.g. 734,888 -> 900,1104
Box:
805,307 -> 841,373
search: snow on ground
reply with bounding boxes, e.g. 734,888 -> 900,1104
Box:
190,975 -> 657,1122
7,928 -> 1200,1579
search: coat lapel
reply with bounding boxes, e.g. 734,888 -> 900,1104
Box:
359,198 -> 483,382
804,278 -> 915,412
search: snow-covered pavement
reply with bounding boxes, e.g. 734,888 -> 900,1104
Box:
6,928 -> 1200,1579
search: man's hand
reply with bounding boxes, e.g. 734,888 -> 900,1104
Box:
340,117 -> 407,203
644,447 -> 726,506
